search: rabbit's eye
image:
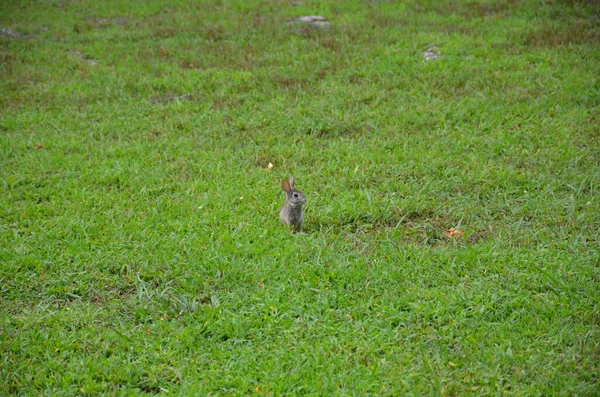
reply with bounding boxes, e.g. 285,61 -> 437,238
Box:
293,193 -> 299,198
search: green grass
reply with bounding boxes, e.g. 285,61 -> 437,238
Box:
1,0 -> 599,395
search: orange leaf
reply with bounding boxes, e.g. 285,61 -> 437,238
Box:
445,228 -> 464,237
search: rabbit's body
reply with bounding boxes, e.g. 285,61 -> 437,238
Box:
279,175 -> 307,233
279,202 -> 305,231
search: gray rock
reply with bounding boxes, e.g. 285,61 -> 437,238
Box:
421,46 -> 443,61
68,50 -> 98,66
286,15 -> 331,29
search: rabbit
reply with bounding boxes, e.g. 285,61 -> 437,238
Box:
279,175 -> 307,233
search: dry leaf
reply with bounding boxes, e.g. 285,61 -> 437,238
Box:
445,228 -> 464,237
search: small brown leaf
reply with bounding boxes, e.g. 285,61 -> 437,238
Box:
445,228 -> 464,237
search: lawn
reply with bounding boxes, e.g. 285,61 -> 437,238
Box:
1,0 -> 599,395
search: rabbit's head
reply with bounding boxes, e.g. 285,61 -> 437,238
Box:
282,175 -> 307,207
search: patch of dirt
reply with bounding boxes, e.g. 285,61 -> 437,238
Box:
303,123 -> 373,139
310,206 -> 490,246
198,24 -> 226,41
0,28 -> 27,39
523,20 -> 600,47
86,17 -> 130,28
412,0 -> 522,20
68,50 -> 98,66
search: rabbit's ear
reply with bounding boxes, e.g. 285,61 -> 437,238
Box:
289,175 -> 295,189
282,179 -> 291,192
